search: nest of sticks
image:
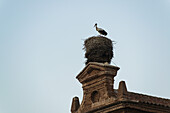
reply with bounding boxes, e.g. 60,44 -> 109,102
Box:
84,36 -> 113,65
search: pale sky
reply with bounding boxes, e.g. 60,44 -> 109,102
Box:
0,0 -> 170,113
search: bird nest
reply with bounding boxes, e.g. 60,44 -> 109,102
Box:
84,36 -> 113,64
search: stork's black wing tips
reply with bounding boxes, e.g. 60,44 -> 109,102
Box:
99,30 -> 107,36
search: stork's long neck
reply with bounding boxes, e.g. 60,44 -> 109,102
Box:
95,25 -> 98,31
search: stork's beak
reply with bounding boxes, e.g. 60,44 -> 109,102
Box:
94,23 -> 97,27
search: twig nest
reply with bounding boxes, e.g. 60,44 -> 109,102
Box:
84,36 -> 113,64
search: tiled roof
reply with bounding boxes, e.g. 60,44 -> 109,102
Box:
116,81 -> 170,108
124,91 -> 170,107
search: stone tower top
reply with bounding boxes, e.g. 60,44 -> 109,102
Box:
72,62 -> 120,113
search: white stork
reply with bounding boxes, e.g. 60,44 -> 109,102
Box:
94,23 -> 107,36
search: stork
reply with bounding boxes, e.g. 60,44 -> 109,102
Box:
94,23 -> 107,36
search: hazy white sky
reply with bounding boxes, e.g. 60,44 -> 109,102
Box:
0,0 -> 170,113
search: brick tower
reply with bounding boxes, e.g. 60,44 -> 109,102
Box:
71,62 -> 120,113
